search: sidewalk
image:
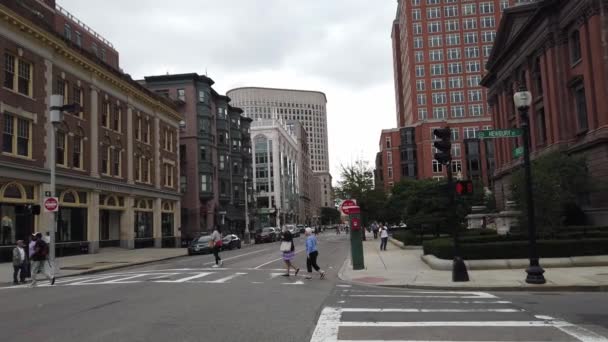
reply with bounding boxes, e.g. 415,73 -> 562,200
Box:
339,234 -> 608,291
1,247 -> 187,284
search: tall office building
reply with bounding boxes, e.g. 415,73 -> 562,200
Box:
227,87 -> 333,210
389,0 -> 529,184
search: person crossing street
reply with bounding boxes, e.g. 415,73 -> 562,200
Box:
305,228 -> 325,280
30,233 -> 54,287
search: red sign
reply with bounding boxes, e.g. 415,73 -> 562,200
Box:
455,180 -> 474,195
43,197 -> 59,213
350,217 -> 361,231
340,199 -> 360,215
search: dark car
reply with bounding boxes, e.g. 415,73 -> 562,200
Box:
296,224 -> 305,235
285,224 -> 300,238
187,235 -> 213,255
222,234 -> 242,250
255,227 -> 278,244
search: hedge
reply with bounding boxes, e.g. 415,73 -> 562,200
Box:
423,238 -> 608,260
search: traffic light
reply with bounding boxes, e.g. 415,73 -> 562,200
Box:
433,127 -> 452,165
455,180 -> 473,195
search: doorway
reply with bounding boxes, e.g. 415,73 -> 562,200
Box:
100,209 -> 121,247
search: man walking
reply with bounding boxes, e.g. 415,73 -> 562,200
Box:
372,222 -> 379,239
30,232 -> 54,287
380,223 -> 389,251
12,240 -> 26,285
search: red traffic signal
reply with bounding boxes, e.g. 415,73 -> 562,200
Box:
455,180 -> 473,195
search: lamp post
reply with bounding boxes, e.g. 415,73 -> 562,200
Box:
513,85 -> 546,284
244,175 -> 250,244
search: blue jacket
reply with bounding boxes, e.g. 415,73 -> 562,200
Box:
306,235 -> 318,255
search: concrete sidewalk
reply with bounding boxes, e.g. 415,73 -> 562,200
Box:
1,247 -> 187,284
339,234 -> 608,291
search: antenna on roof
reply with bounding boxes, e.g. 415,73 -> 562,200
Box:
166,70 -> 169,75
205,68 -> 208,76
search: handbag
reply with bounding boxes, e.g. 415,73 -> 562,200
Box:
280,241 -> 292,252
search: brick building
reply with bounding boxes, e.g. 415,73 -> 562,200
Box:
142,74 -> 253,241
0,0 -> 182,261
481,0 -> 608,224
382,0 -> 534,189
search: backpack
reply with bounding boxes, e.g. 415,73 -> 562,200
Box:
37,240 -> 49,258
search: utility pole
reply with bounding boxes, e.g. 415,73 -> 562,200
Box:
244,175 -> 250,244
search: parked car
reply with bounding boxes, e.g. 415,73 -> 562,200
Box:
222,234 -> 242,250
187,235 -> 213,255
255,227 -> 278,243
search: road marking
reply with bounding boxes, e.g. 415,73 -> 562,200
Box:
338,320 -> 573,327
270,272 -> 286,279
147,273 -> 180,280
202,272 -> 247,283
340,308 -> 524,313
348,291 -> 496,299
155,272 -> 213,283
202,248 -> 271,266
535,315 -> 555,320
310,307 -> 341,342
336,284 -> 351,288
251,282 -> 263,284
337,300 -> 346,304
253,249 -> 305,269
281,280 -> 305,285
67,275 -> 127,285
556,322 -> 608,342
86,274 -> 151,284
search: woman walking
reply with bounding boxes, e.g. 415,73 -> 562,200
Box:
380,223 -> 389,251
211,226 -> 223,268
280,227 -> 300,277
305,228 -> 325,280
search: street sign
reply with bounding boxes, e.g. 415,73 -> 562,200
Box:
350,217 -> 361,231
43,197 -> 59,212
44,191 -> 52,197
513,146 -> 524,158
478,129 -> 522,139
340,199 -> 360,215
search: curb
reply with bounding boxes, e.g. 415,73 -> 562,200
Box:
388,237 -> 422,250
421,254 -> 608,270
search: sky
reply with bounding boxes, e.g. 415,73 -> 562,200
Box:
58,0 -> 397,185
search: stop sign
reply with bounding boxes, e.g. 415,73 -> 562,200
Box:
44,197 -> 59,212
340,199 -> 360,215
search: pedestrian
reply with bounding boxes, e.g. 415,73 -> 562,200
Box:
304,228 -> 325,280
380,223 -> 389,251
280,227 -> 300,277
372,223 -> 379,239
12,240 -> 26,285
28,233 -> 36,278
210,226 -> 223,268
30,232 -> 54,287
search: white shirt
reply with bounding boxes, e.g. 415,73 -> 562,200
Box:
17,246 -> 24,261
380,227 -> 389,238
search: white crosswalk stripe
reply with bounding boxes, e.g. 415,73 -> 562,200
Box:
311,288 -> 608,342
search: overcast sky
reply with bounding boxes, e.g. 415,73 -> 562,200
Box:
58,0 -> 397,184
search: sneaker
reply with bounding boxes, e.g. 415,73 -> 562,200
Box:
219,260 -> 223,267
305,275 -> 312,280
51,277 -> 56,285
294,268 -> 300,276
212,264 -> 219,268
320,271 -> 326,279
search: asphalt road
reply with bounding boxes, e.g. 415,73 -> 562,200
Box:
3,232 -> 608,342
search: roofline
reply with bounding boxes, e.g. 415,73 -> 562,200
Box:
144,73 -> 215,86
226,86 -> 327,102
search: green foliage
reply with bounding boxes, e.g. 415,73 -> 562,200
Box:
510,152 -> 591,233
320,207 -> 340,225
334,161 -> 386,225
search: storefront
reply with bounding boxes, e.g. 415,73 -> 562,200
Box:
134,198 -> 154,248
99,194 -> 124,248
0,181 -> 37,262
56,189 -> 89,257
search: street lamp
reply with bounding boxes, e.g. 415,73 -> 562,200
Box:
513,85 -> 546,284
243,175 -> 250,244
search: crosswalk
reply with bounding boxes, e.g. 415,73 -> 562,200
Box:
1,268 -> 316,289
311,287 -> 608,342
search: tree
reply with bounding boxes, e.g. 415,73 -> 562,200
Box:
334,161 -> 385,225
320,207 -> 340,225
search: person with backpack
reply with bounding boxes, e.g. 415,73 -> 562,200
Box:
30,232 -> 54,287
210,226 -> 223,268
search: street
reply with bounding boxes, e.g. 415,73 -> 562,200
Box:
2,233 -> 608,342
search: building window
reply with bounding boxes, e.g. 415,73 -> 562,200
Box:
112,149 -> 121,177
468,90 -> 482,102
164,163 -> 174,187
431,78 -> 445,90
483,45 -> 493,57
451,105 -> 465,118
56,131 -> 67,167
414,37 -> 423,49
449,77 -> 463,89
198,90 -> 206,102
464,32 -> 478,44
465,47 -> 480,59
200,146 -> 207,161
432,160 -> 443,173
429,35 -> 443,47
412,9 -> 421,21
481,16 -> 495,28
446,34 -> 460,46
444,5 -> 458,17
415,65 -> 425,77
417,94 -> 427,105
75,31 -> 82,47
480,2 -> 494,14
450,91 -> 464,103
415,51 -> 424,63
466,61 -> 481,73
2,114 -> 31,157
467,75 -> 482,87
463,3 -> 476,15
429,49 -> 443,61
387,166 -> 394,179
200,174 -> 210,192
92,43 -> 98,57
427,7 -> 440,19
177,89 -> 185,101
469,104 -> 484,116
464,127 -> 479,139
428,21 -> 442,33
143,120 -> 150,144
72,85 -> 84,118
536,108 -> 547,146
570,30 -> 582,64
463,18 -> 477,30
448,62 -> 462,74
219,155 -> 226,170
101,48 -> 106,62
387,151 -> 393,165
431,64 -> 444,76
412,0 -> 420,5
135,117 -> 141,141
433,107 -> 447,119
112,105 -> 121,132
418,108 -> 428,120
416,80 -> 426,91
4,53 -> 32,97
432,92 -> 447,105
447,48 -> 461,60
451,160 -> 463,173
101,146 -> 109,175
142,157 -> 151,183
451,128 -> 460,141
386,136 -> 392,148
533,57 -> 543,97
73,136 -> 83,169
64,24 -> 72,40
102,102 -> 110,128
482,31 -> 496,43
135,156 -> 141,182
573,82 -> 588,131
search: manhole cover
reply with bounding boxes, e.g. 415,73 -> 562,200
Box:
353,276 -> 387,284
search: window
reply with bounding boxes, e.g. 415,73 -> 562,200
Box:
418,108 -> 428,120
387,166 -> 394,179
135,117 -> 141,141
536,108 -> 547,146
64,24 -> 72,40
481,16 -> 495,28
415,51 -> 424,63
415,65 -> 425,77
466,61 -> 481,73
429,35 -> 442,47
467,75 -> 482,87
414,37 -> 423,49
463,18 -> 477,30
201,174 -> 211,192
431,78 -> 445,90
101,146 -> 109,175
482,31 -> 496,43
445,19 -> 459,32
570,30 -> 582,64
451,160 -> 463,173
426,0 -> 439,4
135,155 -> 141,182
450,91 -> 464,103
464,127 -> 479,139
446,34 -> 460,46
219,155 -> 226,170
92,43 -> 98,57
412,9 -> 421,21
432,92 -> 447,105
533,57 -> 543,96
451,128 -> 460,141
2,115 -> 31,157
483,45 -> 493,57
112,105 -> 121,132
480,2 -> 494,14
465,47 -> 480,59
416,80 -> 426,91
75,31 -> 82,47
429,49 -> 443,61
198,90 -> 206,102
449,76 -> 463,89
387,151 -> 393,165
444,5 -> 458,17
433,107 -> 447,119
177,89 -> 185,101
102,102 -> 110,128
463,3 -> 476,15
73,136 -> 83,169
573,82 -> 588,131
164,163 -> 174,187
428,21 -> 442,33
4,53 -> 32,96
431,64 -> 444,75
112,149 -> 121,177
468,90 -> 482,102
501,0 -> 509,11
143,120 -> 150,144
447,48 -> 461,60
386,136 -> 392,148
101,48 -> 106,62
427,7 -> 440,19
464,32 -> 478,44
412,0 -> 420,5
448,62 -> 462,74
72,85 -> 83,117
417,94 -> 427,105
432,160 -> 443,173
56,131 -> 67,167
140,156 -> 151,183
413,23 -> 422,35
451,105 -> 465,118
469,104 -> 484,116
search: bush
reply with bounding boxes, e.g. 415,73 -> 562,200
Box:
393,230 -> 449,245
423,238 -> 608,260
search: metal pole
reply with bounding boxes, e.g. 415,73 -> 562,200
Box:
450,161 -> 469,282
520,107 -> 546,284
49,122 -> 57,264
244,177 -> 250,244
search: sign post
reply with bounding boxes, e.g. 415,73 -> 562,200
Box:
340,200 -> 364,270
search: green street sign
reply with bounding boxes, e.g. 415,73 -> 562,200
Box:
478,129 -> 522,139
513,146 -> 524,158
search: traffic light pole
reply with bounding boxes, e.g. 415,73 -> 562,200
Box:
449,163 -> 469,282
